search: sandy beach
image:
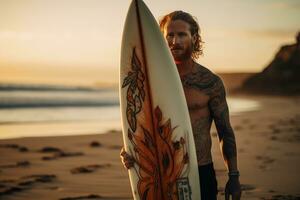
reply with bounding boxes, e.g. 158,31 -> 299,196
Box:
0,94 -> 299,200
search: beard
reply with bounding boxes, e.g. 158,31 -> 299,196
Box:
170,42 -> 193,62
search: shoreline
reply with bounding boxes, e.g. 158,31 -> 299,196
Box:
0,94 -> 262,140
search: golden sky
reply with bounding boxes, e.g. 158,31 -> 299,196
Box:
0,0 -> 299,86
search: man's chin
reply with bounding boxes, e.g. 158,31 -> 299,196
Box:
171,52 -> 192,63
172,55 -> 190,63
171,54 -> 183,61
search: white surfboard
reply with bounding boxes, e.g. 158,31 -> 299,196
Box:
119,0 -> 201,199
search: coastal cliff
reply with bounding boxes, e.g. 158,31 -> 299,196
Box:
242,32 -> 300,95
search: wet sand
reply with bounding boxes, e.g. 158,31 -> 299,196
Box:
0,95 -> 299,200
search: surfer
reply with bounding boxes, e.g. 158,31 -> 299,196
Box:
121,10 -> 241,200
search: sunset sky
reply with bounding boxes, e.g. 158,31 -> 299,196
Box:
0,0 -> 299,86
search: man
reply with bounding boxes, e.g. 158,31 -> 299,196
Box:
121,11 -> 242,200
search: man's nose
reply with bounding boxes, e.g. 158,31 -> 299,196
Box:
171,35 -> 180,45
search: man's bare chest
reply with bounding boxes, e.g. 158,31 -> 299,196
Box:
183,86 -> 208,108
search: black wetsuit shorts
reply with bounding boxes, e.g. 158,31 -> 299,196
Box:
198,163 -> 218,200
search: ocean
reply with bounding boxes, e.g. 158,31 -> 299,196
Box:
0,87 -> 260,139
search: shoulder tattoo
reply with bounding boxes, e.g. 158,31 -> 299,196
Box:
180,66 -> 221,97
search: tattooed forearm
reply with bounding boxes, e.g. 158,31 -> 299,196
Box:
209,78 -> 237,162
214,106 -> 237,161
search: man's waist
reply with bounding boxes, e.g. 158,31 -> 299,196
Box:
198,161 -> 214,169
197,159 -> 213,167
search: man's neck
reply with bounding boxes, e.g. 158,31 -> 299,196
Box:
175,58 -> 194,76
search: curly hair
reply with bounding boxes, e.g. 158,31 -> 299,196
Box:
159,11 -> 204,59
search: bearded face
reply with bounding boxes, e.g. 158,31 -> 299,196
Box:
164,20 -> 195,63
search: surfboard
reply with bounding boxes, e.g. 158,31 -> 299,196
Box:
119,0 -> 201,199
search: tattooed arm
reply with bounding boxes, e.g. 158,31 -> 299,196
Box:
209,76 -> 241,199
182,65 -> 239,171
209,76 -> 237,171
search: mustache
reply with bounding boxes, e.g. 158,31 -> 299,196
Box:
170,45 -> 184,50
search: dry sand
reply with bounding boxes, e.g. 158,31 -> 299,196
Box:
0,94 -> 299,200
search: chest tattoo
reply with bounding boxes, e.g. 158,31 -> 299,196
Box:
180,67 -> 219,96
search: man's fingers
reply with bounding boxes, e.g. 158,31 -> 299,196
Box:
125,160 -> 134,169
124,160 -> 131,169
125,163 -> 130,169
120,147 -> 126,156
120,148 -> 135,170
125,153 -> 135,161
